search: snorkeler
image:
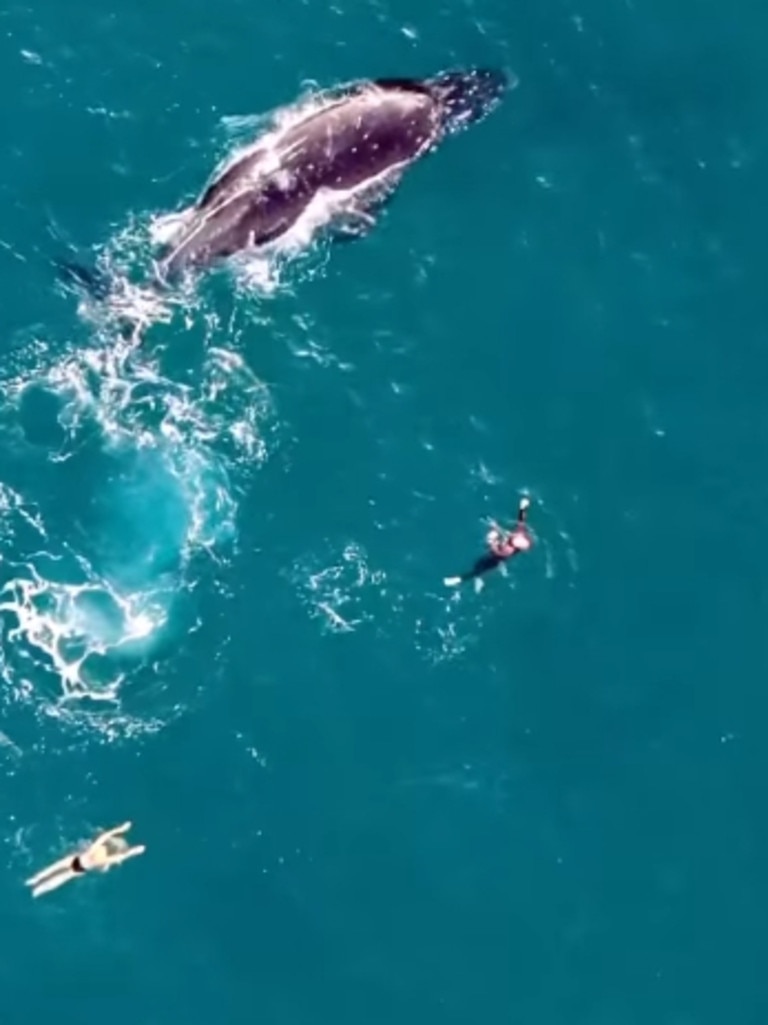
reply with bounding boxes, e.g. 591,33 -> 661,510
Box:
444,496 -> 533,588
24,821 -> 146,898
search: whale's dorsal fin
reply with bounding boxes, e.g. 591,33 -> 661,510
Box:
371,77 -> 431,95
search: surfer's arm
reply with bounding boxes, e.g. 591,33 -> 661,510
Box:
111,844 -> 146,866
99,843 -> 146,872
92,821 -> 132,847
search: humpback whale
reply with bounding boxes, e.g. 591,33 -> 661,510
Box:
57,68 -> 512,297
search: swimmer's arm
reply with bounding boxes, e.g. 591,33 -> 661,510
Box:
486,520 -> 503,542
29,867 -> 79,898
517,496 -> 530,523
107,844 -> 146,868
95,821 -> 132,845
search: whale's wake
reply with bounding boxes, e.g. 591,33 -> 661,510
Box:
15,71 -> 507,730
0,319 -> 271,730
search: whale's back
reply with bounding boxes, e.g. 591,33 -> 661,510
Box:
158,85 -> 439,278
275,87 -> 438,189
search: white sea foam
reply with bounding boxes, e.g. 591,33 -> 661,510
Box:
4,82 -> 411,725
0,318 -> 272,720
290,541 -> 387,635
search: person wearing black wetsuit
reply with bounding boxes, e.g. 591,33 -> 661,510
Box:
444,496 -> 532,587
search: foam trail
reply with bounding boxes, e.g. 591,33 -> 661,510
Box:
0,321 -> 271,712
290,542 -> 387,635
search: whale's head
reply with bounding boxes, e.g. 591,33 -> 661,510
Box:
425,67 -> 515,134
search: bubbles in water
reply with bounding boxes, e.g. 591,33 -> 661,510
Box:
0,525 -> 168,703
0,76 -> 510,733
290,541 -> 386,634
0,308 -> 272,722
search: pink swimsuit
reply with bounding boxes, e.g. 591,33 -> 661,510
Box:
490,528 -> 531,559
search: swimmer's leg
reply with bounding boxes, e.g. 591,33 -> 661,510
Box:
25,853 -> 75,887
29,868 -> 78,898
444,552 -> 502,587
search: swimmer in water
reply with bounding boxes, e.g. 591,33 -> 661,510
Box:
444,496 -> 533,588
24,821 -> 145,898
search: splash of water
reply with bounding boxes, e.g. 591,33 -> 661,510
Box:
0,318 -> 272,717
290,541 -> 386,635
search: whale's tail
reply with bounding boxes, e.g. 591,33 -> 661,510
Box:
424,67 -> 514,134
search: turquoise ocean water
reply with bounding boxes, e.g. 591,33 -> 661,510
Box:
1,0 -> 766,1021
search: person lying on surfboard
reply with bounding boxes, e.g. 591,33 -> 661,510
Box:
24,822 -> 145,898
444,496 -> 532,588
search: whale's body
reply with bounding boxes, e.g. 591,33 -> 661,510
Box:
55,69 -> 512,302
154,68 -> 512,281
